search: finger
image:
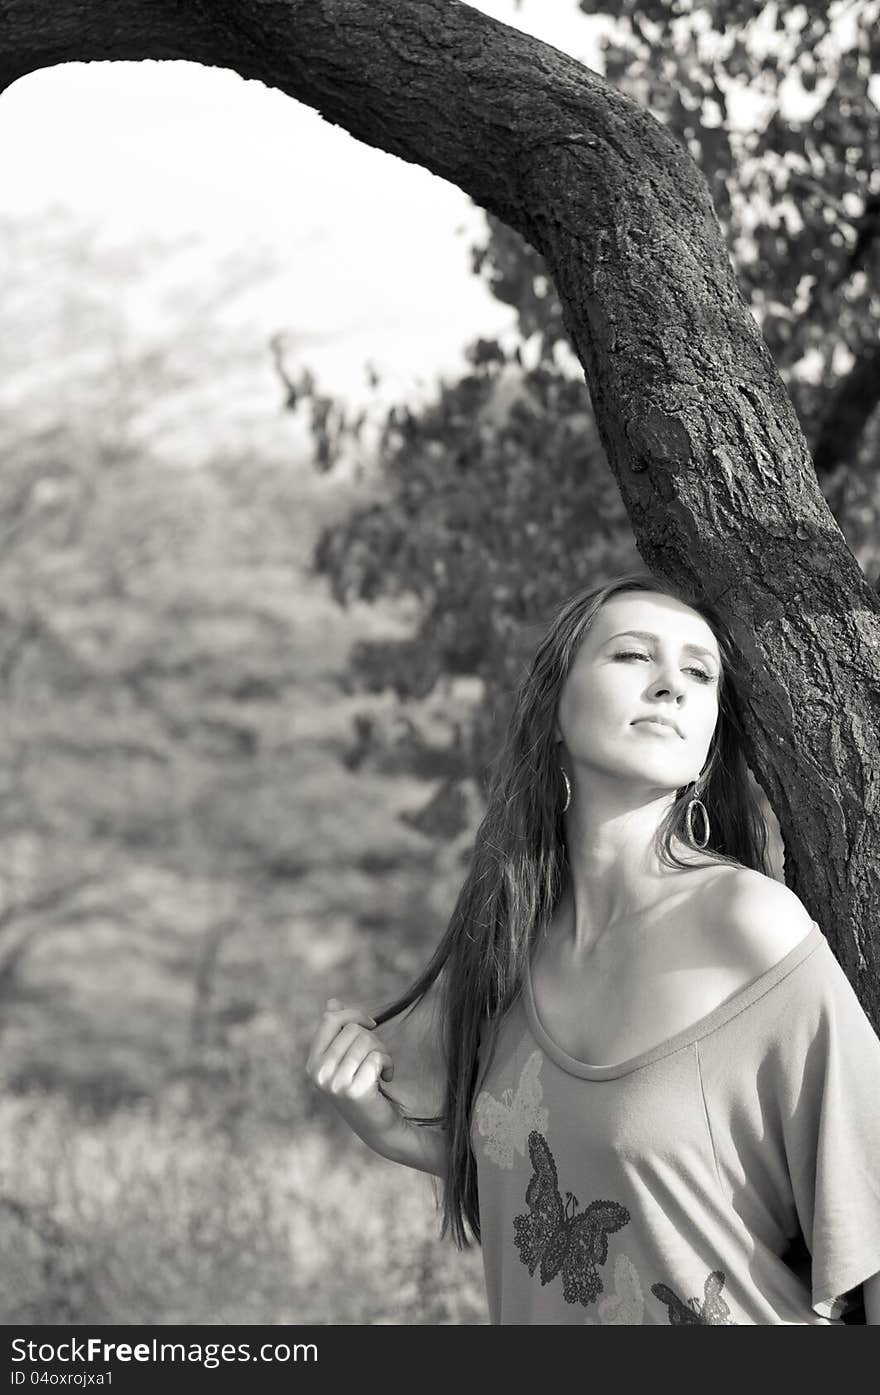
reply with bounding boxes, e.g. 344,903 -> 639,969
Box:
326,998 -> 375,1022
306,1003 -> 376,1072
313,1023 -> 388,1089
322,1000 -> 376,1032
347,1050 -> 389,1100
310,1020 -> 364,1086
326,1036 -> 392,1095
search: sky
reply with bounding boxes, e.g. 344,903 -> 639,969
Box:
0,1 -> 608,408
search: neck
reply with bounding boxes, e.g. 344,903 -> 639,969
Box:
558,774 -> 690,956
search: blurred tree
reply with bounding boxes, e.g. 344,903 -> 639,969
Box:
0,209 -> 304,1080
311,343 -> 635,785
5,0 -> 880,995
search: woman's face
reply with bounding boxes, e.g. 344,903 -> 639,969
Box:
556,590 -> 721,792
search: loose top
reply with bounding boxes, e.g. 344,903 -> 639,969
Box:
471,923 -> 880,1324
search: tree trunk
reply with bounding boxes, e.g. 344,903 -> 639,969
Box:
3,0 -> 879,1018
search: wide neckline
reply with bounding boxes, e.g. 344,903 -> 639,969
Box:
522,921 -> 824,1081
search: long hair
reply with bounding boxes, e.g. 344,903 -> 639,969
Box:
372,569 -> 771,1248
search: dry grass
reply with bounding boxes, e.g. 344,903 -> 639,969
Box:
0,1094 -> 487,1325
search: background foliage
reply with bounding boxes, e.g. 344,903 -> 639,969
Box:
0,212 -> 485,1321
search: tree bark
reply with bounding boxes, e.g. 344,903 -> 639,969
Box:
3,0 -> 880,1017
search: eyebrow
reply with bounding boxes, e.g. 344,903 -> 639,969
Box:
602,630 -> 720,666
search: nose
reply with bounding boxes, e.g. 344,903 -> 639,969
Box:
649,666 -> 687,702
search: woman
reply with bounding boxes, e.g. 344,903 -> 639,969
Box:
305,569 -> 880,1324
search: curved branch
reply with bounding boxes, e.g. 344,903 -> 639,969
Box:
0,1 -> 230,87
3,0 -> 880,1003
0,2 -> 846,569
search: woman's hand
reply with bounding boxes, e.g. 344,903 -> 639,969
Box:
305,999 -> 401,1148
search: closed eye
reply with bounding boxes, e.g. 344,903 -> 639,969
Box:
612,651 -> 715,684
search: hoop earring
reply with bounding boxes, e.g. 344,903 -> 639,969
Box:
685,785 -> 710,848
560,766 -> 572,814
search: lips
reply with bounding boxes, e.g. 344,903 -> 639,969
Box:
632,717 -> 683,738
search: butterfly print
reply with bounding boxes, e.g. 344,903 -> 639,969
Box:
651,1269 -> 734,1325
474,1051 -> 549,1169
513,1130 -> 630,1307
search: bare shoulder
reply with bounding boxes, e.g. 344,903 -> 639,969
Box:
702,866 -> 815,977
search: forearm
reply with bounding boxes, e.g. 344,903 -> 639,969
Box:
359,1111 -> 447,1179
